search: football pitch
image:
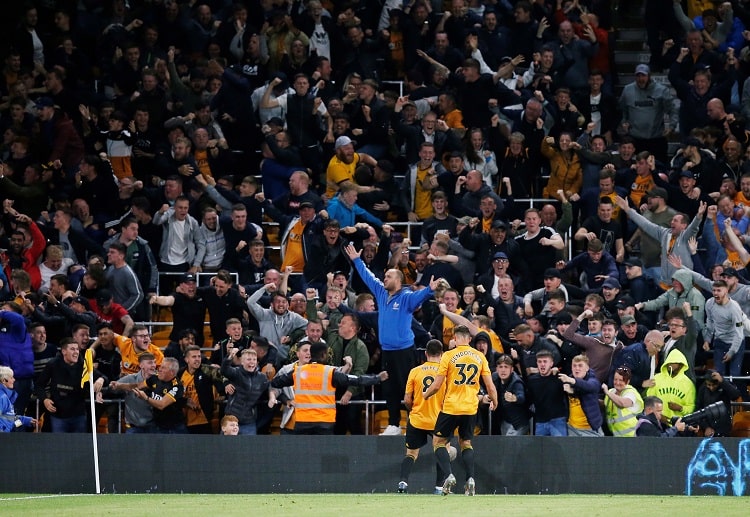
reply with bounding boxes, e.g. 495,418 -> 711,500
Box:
0,494 -> 745,516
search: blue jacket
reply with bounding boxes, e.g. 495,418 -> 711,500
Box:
0,311 -> 33,379
0,384 -> 34,432
353,257 -> 433,350
569,369 -> 603,430
326,195 -> 383,229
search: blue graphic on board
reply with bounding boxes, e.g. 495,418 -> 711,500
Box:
686,439 -> 750,495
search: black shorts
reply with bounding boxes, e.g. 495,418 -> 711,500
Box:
434,412 -> 476,441
404,420 -> 433,450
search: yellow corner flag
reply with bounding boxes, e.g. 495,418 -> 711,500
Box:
81,348 -> 94,388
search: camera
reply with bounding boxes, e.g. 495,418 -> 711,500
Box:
670,401 -> 727,427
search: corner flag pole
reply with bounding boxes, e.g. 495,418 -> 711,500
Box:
82,348 -> 101,494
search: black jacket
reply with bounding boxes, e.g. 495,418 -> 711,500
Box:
221,359 -> 270,424
179,364 -> 226,421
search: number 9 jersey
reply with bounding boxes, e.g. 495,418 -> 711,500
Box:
405,360 -> 444,431
438,345 -> 491,415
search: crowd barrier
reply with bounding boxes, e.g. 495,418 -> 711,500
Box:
2,433 -> 748,495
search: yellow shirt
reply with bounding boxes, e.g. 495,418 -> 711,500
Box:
441,314 -> 458,347
442,109 -> 465,129
486,330 -> 504,354
630,174 -> 654,207
734,192 -> 750,206
567,395 -> 591,430
414,166 -> 434,220
281,219 -> 306,272
181,369 -> 209,427
326,152 -> 360,198
114,335 -> 164,377
405,360 -> 444,430
437,344 -> 490,415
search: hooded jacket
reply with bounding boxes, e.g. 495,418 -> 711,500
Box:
568,368 -> 604,431
645,348 -> 696,420
641,268 -> 705,330
247,287 -> 308,360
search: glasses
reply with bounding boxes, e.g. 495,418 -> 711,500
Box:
615,366 -> 631,375
668,323 -> 686,328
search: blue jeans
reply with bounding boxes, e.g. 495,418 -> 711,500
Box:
238,422 -> 257,435
156,423 -> 188,434
712,339 -> 745,377
50,414 -> 87,433
535,417 -> 568,436
126,423 -> 156,434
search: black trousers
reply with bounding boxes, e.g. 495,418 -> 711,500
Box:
381,347 -> 417,427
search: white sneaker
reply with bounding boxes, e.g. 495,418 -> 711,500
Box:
397,481 -> 408,493
465,477 -> 475,496
380,425 -> 401,436
441,474 -> 456,495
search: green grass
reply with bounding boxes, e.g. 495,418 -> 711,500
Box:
0,494 -> 746,516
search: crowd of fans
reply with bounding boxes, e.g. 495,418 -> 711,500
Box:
1,0 -> 750,438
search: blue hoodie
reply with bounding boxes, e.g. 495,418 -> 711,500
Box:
0,311 -> 33,379
353,257 -> 433,350
326,195 -> 383,229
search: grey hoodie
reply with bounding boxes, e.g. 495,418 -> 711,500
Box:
619,79 -> 677,139
641,268 -> 706,330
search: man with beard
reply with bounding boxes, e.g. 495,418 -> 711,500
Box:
325,136 -> 378,198
558,238 -> 618,292
274,171 -> 323,215
304,219 -> 369,292
247,280 -> 308,360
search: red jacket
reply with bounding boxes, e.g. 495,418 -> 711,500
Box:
2,221 -> 45,291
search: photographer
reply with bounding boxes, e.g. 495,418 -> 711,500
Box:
636,396 -> 697,437
695,370 -> 741,437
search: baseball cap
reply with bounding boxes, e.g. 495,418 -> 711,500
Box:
683,137 -> 702,148
555,312 -> 573,325
95,289 -> 113,305
544,268 -> 561,279
679,170 -> 695,180
647,187 -> 668,201
492,251 -> 509,261
335,136 -> 353,150
620,314 -> 637,326
720,267 -> 739,278
624,257 -> 643,268
491,220 -> 508,230
181,273 -> 198,283
65,295 -> 90,310
634,64 -> 650,75
35,96 -> 55,109
615,295 -> 636,309
298,201 -> 315,209
602,277 -> 621,290
267,117 -> 284,127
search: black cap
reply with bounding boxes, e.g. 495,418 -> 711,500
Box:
721,267 -> 739,278
491,220 -> 507,230
602,277 -> 621,290
624,257 -> 643,268
65,296 -> 90,310
615,295 -> 636,309
267,116 -> 284,127
298,201 -> 315,209
544,268 -> 561,279
555,312 -> 573,325
679,170 -> 695,180
95,289 -> 113,305
181,273 -> 197,283
647,187 -> 668,201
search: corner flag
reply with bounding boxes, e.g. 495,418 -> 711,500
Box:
81,348 -> 94,388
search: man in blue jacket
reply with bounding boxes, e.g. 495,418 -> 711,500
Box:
0,306 -> 33,415
345,244 -> 439,435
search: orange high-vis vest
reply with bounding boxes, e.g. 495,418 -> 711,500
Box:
293,363 -> 337,424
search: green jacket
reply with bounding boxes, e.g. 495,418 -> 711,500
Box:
328,334 -> 370,397
641,268 -> 705,330
646,348 -> 696,420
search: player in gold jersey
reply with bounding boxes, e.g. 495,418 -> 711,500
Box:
424,325 -> 497,496
398,340 -> 449,494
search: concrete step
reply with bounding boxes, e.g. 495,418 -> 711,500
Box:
616,28 -> 647,42
615,50 -> 651,65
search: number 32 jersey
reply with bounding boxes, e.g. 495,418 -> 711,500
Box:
438,345 -> 490,416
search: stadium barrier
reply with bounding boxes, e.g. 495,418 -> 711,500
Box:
2,433 -> 747,495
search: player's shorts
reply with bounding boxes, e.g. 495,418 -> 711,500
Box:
404,420 -> 433,450
433,411 -> 476,441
